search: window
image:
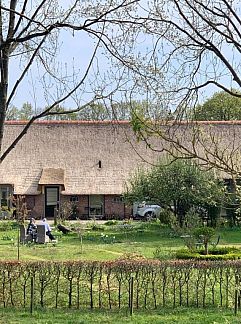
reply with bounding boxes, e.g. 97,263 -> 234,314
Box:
70,196 -> 79,203
113,196 -> 124,203
89,195 -> 104,216
0,186 -> 13,209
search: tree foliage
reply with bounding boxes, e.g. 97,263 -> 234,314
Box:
124,159 -> 227,225
193,91 -> 241,121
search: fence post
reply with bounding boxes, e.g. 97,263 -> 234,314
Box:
30,276 -> 34,314
235,275 -> 239,315
17,224 -> 20,261
130,275 -> 134,316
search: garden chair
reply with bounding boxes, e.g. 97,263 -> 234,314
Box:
19,224 -> 32,244
36,225 -> 50,244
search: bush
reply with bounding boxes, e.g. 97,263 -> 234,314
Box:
104,220 -> 119,226
158,209 -> 175,225
0,220 -> 18,232
176,246 -> 241,260
88,223 -> 105,231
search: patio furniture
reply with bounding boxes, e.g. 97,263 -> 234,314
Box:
36,225 -> 50,244
19,224 -> 32,244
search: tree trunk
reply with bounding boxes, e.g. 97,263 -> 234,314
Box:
0,50 -> 9,156
204,242 -> 208,255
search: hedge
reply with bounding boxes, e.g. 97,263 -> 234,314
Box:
0,259 -> 241,310
176,247 -> 241,260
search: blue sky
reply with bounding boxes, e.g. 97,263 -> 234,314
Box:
9,29 -> 100,110
7,0 -> 239,114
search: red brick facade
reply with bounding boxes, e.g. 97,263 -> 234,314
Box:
26,195 -> 45,219
26,192 -> 132,220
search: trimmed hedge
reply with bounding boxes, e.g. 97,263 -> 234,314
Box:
0,259 -> 240,310
176,247 -> 241,260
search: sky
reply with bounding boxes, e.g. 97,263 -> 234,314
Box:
9,30 -> 100,110
6,0 -> 240,114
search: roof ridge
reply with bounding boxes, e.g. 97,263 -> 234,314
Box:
4,120 -> 130,125
4,120 -> 241,125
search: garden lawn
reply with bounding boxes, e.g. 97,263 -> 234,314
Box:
0,220 -> 240,261
0,307 -> 241,324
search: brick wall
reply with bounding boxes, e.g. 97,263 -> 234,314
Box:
26,195 -> 44,219
60,195 -> 89,219
104,195 -> 132,219
25,194 -> 132,220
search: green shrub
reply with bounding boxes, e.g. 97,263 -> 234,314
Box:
104,220 -> 119,226
153,247 -> 176,260
193,227 -> 215,239
88,223 -> 105,231
0,220 -> 18,232
176,246 -> 241,260
158,209 -> 174,225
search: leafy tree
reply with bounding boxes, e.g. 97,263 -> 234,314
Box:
193,91 -> 241,121
44,105 -> 78,121
193,227 -> 215,255
77,103 -> 109,121
42,100 -> 167,121
6,105 -> 18,120
124,159 -> 227,226
18,103 -> 34,121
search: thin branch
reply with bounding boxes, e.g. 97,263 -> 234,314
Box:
0,20 -> 105,162
7,35 -> 47,107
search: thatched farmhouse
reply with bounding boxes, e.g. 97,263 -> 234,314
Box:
0,121 -> 161,219
0,120 -> 240,219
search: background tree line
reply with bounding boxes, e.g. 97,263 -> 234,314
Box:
9,90 -> 240,121
6,100 -> 173,121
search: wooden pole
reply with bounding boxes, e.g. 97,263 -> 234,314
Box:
16,195 -> 20,261
130,275 -> 134,316
30,276 -> 34,314
17,224 -> 20,261
235,275 -> 239,315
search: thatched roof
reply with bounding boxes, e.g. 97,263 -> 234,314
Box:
0,120 -> 240,195
0,121 -> 161,195
39,168 -> 65,186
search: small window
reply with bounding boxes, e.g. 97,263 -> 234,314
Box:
0,186 -> 13,209
70,196 -> 79,202
89,195 -> 104,216
113,196 -> 124,203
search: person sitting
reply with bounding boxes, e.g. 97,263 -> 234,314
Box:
42,217 -> 56,241
27,218 -> 37,242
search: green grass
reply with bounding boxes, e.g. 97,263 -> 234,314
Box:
0,220 -> 183,261
0,220 -> 241,262
219,227 -> 241,245
1,307 -> 241,323
1,221 -> 241,322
